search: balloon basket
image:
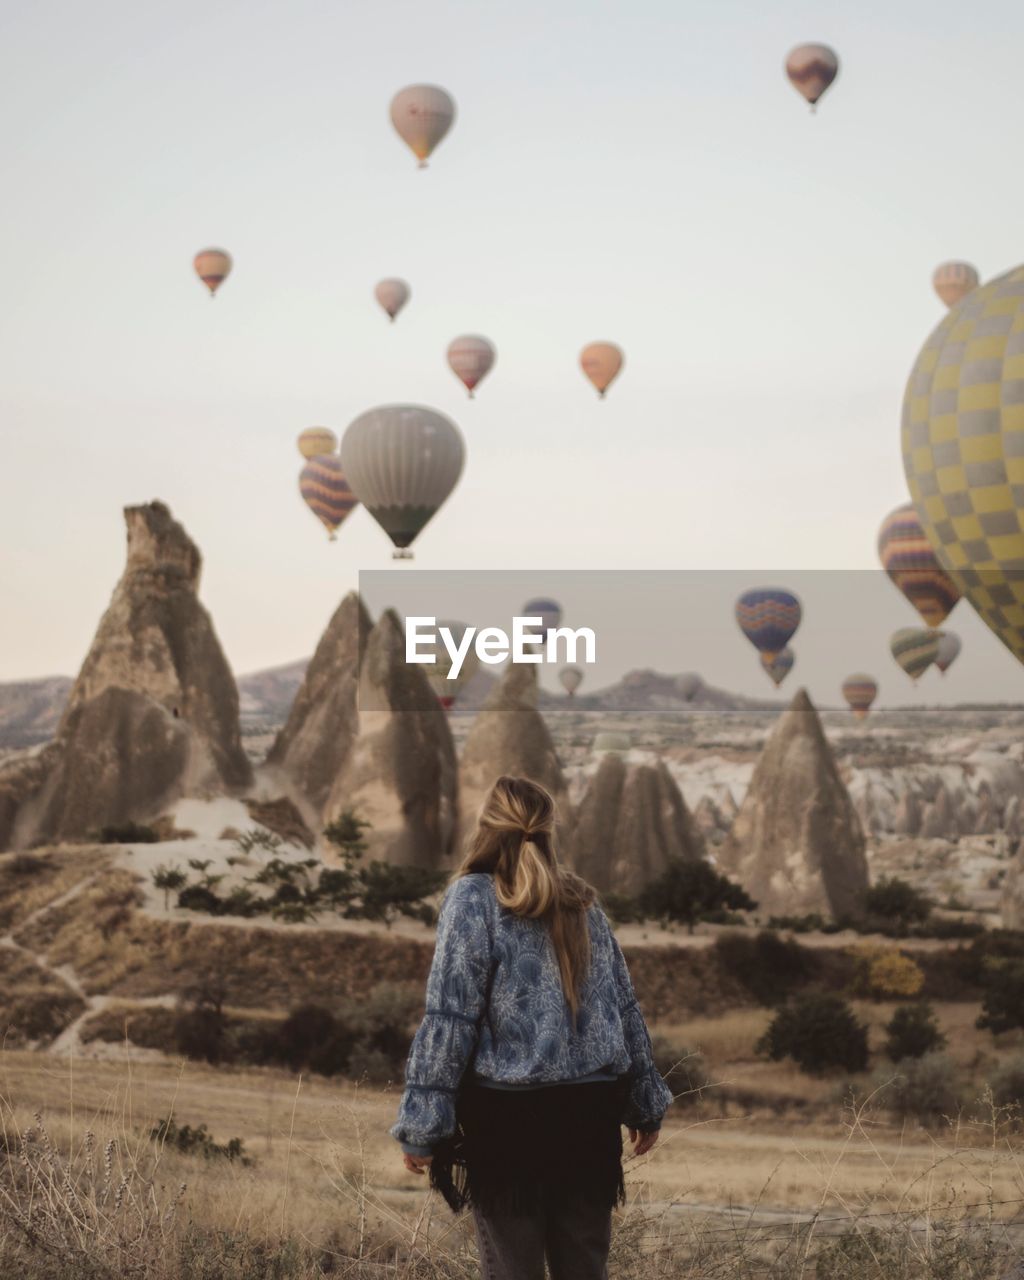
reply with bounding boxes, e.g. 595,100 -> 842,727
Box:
392,549 -> 414,560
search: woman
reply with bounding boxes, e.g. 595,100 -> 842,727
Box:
391,775 -> 672,1280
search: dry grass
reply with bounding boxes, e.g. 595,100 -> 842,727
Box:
0,1051 -> 1021,1278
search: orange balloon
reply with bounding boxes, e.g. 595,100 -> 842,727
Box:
580,342 -> 624,398
193,248 -> 232,297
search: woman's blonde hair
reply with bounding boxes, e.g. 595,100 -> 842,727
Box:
455,775 -> 593,1021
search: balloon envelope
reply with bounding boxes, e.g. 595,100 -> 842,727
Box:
785,44 -> 839,107
788,44 -> 834,107
447,335 -> 496,398
340,404 -> 465,554
297,427 -> 338,459
580,343 -> 623,398
890,628 -> 940,682
935,632 -> 961,674
299,456 -> 358,540
389,85 -> 455,167
375,278 -> 410,321
761,648 -> 795,687
194,248 -> 232,296
676,673 -> 703,702
559,666 -> 583,696
932,262 -> 979,309
422,620 -> 479,710
522,598 -> 562,641
842,674 -> 878,721
877,502 -> 961,627
736,588 -> 802,661
902,263 -> 1024,666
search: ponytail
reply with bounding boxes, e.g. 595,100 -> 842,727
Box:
456,776 -> 593,1020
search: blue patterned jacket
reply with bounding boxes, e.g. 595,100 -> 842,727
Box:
391,872 -> 673,1156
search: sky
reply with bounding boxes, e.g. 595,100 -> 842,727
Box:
1,0 -> 1023,707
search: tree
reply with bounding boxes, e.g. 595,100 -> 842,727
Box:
323,812 -> 371,866
884,1002 -> 946,1061
977,960 -> 1024,1035
637,859 -> 755,934
757,994 -> 869,1075
863,877 -> 932,932
151,864 -> 187,910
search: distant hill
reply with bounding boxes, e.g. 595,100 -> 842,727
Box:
0,663 -> 772,747
0,676 -> 73,748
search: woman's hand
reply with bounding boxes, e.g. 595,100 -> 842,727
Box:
627,1127 -> 659,1157
403,1153 -> 433,1175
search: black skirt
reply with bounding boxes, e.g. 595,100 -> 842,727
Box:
429,1075 -> 631,1217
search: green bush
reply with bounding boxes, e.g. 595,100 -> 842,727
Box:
600,891 -> 645,924
977,960 -> 1024,1035
98,821 -> 158,844
637,859 -> 755,933
714,929 -> 815,1005
883,1002 -> 946,1062
868,1051 -> 962,1121
863,877 -> 932,927
151,1117 -> 250,1163
757,995 -> 869,1075
989,1054 -> 1024,1109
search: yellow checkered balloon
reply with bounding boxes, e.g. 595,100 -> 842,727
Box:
902,264 -> 1024,665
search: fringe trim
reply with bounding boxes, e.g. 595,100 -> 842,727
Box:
429,1076 -> 630,1217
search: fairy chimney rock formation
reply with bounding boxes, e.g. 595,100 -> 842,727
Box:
0,502 -> 251,848
571,753 -> 705,896
266,592 -> 370,813
1002,840 -> 1024,930
458,663 -> 571,836
719,688 -> 868,920
323,609 -> 457,868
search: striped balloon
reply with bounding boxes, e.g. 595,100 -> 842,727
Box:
761,647 -> 795,687
522,598 -> 562,642
932,261 -> 979,309
299,456 -> 358,540
736,589 -> 802,662
877,502 -> 961,627
421,621 -> 479,712
375,278 -> 410,322
193,248 -> 232,296
935,632 -> 961,674
447,335 -> 496,398
842,674 -> 878,721
785,44 -> 839,110
890,628 -> 940,682
297,427 -> 338,459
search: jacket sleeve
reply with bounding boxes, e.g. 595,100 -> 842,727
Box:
607,923 -> 673,1132
390,876 -> 493,1156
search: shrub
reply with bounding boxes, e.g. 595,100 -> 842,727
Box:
6,853 -> 45,876
98,821 -> 158,844
176,883 -> 226,915
977,960 -> 1024,1035
151,1117 -> 250,1163
151,863 -> 187,909
175,981 -> 228,1065
599,891 -> 645,924
863,876 -> 932,928
850,944 -> 924,999
714,929 -> 814,1005
868,1051 -> 962,1121
990,1054 -> 1024,1109
766,912 -> 840,934
883,1002 -> 946,1062
637,859 -> 756,933
757,995 -> 869,1075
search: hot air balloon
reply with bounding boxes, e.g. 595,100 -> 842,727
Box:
932,262 -> 979,309
842,674 -> 878,721
340,404 -> 465,558
389,85 -> 455,168
890,628 -> 940,682
297,427 -> 337,459
375,278 -> 410,322
877,502 -> 961,627
560,666 -> 583,697
522,598 -> 562,642
903,263 -> 1024,667
580,343 -> 623,398
194,248 -> 232,297
299,455 -> 358,540
935,632 -> 962,674
594,731 -> 630,755
447,335 -> 496,398
785,44 -> 839,110
421,620 -> 479,711
736,589 -> 802,662
761,648 -> 795,688
676,673 -> 703,702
